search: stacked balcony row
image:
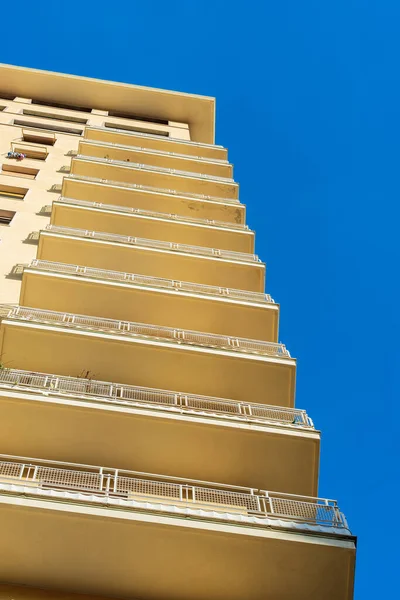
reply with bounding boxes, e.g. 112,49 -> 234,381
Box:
0,123 -> 355,600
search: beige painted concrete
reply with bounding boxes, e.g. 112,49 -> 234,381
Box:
70,157 -> 239,200
63,177 -> 246,224
0,320 -> 296,407
37,232 -> 266,292
79,139 -> 233,178
85,125 -> 227,160
51,201 -> 255,253
20,270 -> 279,341
0,496 -> 356,600
0,388 -> 319,494
0,63 -> 213,143
0,122 -> 76,305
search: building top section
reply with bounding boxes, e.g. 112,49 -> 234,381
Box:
0,63 -> 216,144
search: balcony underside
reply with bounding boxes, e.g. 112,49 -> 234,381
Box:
79,140 -> 233,178
0,321 -> 296,406
0,386 -> 319,494
0,495 -> 355,600
51,201 -> 254,253
63,177 -> 246,224
70,158 -> 239,201
84,126 -> 228,160
21,270 -> 279,342
37,232 -> 266,292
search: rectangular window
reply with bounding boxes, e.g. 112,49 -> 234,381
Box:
0,209 -> 16,225
23,108 -> 88,125
0,184 -> 28,200
33,99 -> 92,113
15,120 -> 83,139
11,141 -> 48,161
107,110 -> 168,125
1,164 -> 39,180
104,122 -> 169,137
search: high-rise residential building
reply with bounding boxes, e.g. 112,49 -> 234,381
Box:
0,63 -> 356,600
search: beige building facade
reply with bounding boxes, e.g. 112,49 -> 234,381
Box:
0,63 -> 356,599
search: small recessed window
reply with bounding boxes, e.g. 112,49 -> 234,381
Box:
33,99 -> 92,113
0,106 -> 5,112
23,108 -> 88,125
104,122 -> 169,137
0,183 -> 28,200
16,121 -> 83,141
0,209 -> 16,225
107,110 -> 168,125
1,164 -> 39,180
11,141 -> 48,161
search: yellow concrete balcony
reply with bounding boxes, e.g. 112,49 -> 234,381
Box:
84,125 -> 228,161
22,260 -> 279,342
63,175 -> 246,224
78,139 -> 233,179
0,454 -> 355,600
37,226 -> 266,292
0,306 -> 295,406
70,155 -> 239,201
0,368 -> 318,494
51,197 -> 255,253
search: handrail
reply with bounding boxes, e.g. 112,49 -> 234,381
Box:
85,125 -> 226,152
66,174 -> 241,205
44,224 -> 261,263
56,196 -> 249,231
28,259 -> 274,304
75,153 -> 235,183
80,138 -> 230,165
0,454 -> 347,530
0,367 -> 312,427
0,305 -> 291,359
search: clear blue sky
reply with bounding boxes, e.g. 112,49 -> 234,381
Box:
2,1 -> 398,597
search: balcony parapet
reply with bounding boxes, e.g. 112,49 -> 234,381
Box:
56,196 -> 250,231
75,153 -> 234,183
80,138 -> 230,164
86,125 -> 226,153
43,224 -> 261,264
28,259 -> 274,304
0,367 -> 308,428
0,453 -> 349,535
65,174 -> 241,205
0,305 -> 290,359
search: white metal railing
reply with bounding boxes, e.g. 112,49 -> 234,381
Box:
85,125 -> 226,153
66,174 -> 241,205
0,305 -> 291,359
75,153 -> 235,184
80,138 -> 230,165
44,224 -> 260,263
0,454 -> 347,530
28,259 -> 274,304
0,367 -> 310,427
56,196 -> 249,231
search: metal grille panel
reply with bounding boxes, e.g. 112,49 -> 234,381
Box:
4,306 -> 291,359
0,461 -> 23,479
36,466 -> 101,492
194,487 -> 259,511
116,476 -> 181,499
